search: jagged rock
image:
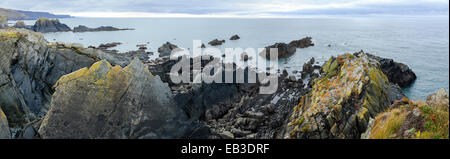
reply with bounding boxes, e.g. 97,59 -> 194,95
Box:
0,109 -> 11,139
259,43 -> 296,59
73,25 -> 133,32
288,37 -> 314,48
0,28 -> 148,129
284,53 -> 397,139
208,39 -> 225,46
0,16 -> 8,28
32,18 -> 71,33
230,35 -> 240,40
369,89 -> 449,139
158,42 -> 179,57
367,53 -> 416,87
38,59 -> 192,139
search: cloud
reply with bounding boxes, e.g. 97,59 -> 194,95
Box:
0,0 -> 448,17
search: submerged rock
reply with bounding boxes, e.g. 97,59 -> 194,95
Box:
283,52 -> 399,139
32,18 -> 71,33
230,35 -> 240,40
0,109 -> 11,139
38,59 -> 192,139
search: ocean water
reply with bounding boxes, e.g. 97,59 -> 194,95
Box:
16,16 -> 449,100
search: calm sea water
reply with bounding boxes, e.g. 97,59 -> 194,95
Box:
16,16 -> 449,100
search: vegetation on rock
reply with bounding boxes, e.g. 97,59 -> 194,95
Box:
369,88 -> 449,139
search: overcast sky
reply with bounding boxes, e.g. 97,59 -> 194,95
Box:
1,0 -> 449,17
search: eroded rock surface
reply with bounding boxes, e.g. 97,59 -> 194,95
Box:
38,59 -> 192,139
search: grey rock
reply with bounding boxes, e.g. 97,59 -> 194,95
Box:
0,109 -> 11,139
38,59 -> 192,139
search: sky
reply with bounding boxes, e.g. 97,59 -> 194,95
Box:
1,0 -> 449,17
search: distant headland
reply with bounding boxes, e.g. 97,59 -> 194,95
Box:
0,7 -> 72,20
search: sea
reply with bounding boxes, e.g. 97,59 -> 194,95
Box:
11,15 -> 449,100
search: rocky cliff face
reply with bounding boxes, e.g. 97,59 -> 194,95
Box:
283,52 -> 403,139
367,88 -> 448,139
0,28 -> 148,131
32,18 -> 71,33
38,59 -> 192,139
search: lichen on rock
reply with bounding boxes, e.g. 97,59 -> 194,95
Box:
284,52 -> 393,139
38,58 -> 192,139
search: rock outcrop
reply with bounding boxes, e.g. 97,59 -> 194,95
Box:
283,52 -> 403,139
368,88 -> 448,139
73,25 -> 133,32
208,39 -> 225,46
158,42 -> 179,57
0,28 -> 148,130
367,53 -> 416,87
230,35 -> 240,40
13,20 -> 32,30
288,37 -> 314,48
32,18 -> 71,33
259,43 -> 296,59
38,59 -> 192,139
0,109 -> 11,139
0,16 -> 7,28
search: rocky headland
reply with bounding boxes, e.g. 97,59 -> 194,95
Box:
0,28 -> 447,139
9,18 -> 133,33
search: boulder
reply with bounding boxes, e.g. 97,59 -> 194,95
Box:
259,43 -> 296,59
38,59 -> 192,139
288,37 -> 314,48
158,42 -> 179,57
0,109 -> 11,139
230,35 -> 240,40
208,39 -> 225,46
283,53 -> 397,139
32,18 -> 71,33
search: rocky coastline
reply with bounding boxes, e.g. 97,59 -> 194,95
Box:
6,17 -> 133,33
0,28 -> 447,139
